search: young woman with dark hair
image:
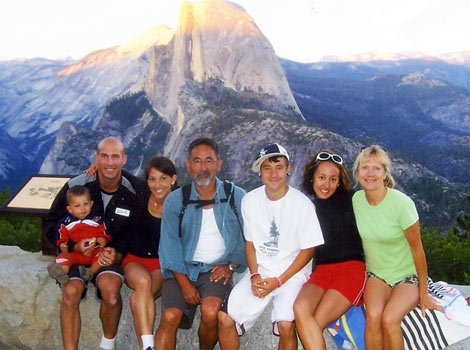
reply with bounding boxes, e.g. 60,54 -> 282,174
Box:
294,150 -> 366,350
122,156 -> 178,350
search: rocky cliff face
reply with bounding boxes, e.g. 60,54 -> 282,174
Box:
1,0 -> 301,178
38,0 -> 302,174
144,0 -> 301,132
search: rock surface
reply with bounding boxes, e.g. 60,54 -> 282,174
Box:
0,245 -> 336,350
2,245 -> 468,350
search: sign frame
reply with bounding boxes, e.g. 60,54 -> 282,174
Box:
1,174 -> 72,216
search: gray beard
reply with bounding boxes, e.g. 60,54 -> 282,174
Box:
194,173 -> 213,187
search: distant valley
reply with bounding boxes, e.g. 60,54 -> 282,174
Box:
281,58 -> 470,183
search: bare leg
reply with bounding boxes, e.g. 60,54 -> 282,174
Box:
199,296 -> 223,350
217,311 -> 240,350
277,321 -> 297,350
60,279 -> 85,350
363,277 -> 392,350
155,308 -> 183,350
150,269 -> 163,349
383,283 -> 419,350
125,263 -> 162,349
294,284 -> 326,350
314,288 -> 353,328
96,272 -> 123,340
150,269 -> 163,299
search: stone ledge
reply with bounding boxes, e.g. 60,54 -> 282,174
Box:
1,245 -> 468,350
0,245 -> 336,350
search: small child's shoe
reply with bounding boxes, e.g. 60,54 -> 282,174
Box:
78,265 -> 93,282
47,262 -> 70,285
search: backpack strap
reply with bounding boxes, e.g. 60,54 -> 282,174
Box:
178,184 -> 192,238
178,184 -> 214,237
178,181 -> 243,237
223,180 -> 243,233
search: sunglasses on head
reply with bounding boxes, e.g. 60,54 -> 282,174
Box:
315,152 -> 343,165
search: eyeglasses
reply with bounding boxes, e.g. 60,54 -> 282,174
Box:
190,158 -> 217,166
315,152 -> 343,165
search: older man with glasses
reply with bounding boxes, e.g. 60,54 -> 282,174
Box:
156,137 -> 246,350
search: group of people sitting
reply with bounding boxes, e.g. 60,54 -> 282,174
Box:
45,136 -> 441,350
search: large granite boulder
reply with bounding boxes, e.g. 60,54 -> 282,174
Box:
2,245 -> 468,350
0,245 -> 335,350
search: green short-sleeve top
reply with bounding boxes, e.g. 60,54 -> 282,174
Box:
352,188 -> 419,285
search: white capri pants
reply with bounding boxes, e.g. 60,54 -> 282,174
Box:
227,269 -> 307,336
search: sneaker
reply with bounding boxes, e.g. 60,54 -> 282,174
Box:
78,265 -> 93,282
47,262 -> 69,285
144,347 -> 154,350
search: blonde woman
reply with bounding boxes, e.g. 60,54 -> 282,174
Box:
352,145 -> 441,350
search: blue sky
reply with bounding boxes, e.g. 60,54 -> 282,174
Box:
1,0 -> 469,62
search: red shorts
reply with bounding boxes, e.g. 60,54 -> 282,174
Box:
306,260 -> 366,306
122,253 -> 161,272
56,248 -> 103,267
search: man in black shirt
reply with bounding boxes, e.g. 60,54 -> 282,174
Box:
45,136 -> 145,350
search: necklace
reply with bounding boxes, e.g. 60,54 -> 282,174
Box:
148,194 -> 163,216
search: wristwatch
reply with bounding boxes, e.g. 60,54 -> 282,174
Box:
228,262 -> 238,272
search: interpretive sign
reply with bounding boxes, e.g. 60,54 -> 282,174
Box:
2,174 -> 71,215
0,174 -> 71,255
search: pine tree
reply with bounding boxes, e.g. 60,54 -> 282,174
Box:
453,195 -> 470,239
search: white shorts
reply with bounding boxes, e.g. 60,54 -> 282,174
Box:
227,269 -> 307,336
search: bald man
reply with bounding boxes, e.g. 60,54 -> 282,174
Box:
45,136 -> 146,350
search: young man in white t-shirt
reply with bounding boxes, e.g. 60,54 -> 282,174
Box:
217,143 -> 324,350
